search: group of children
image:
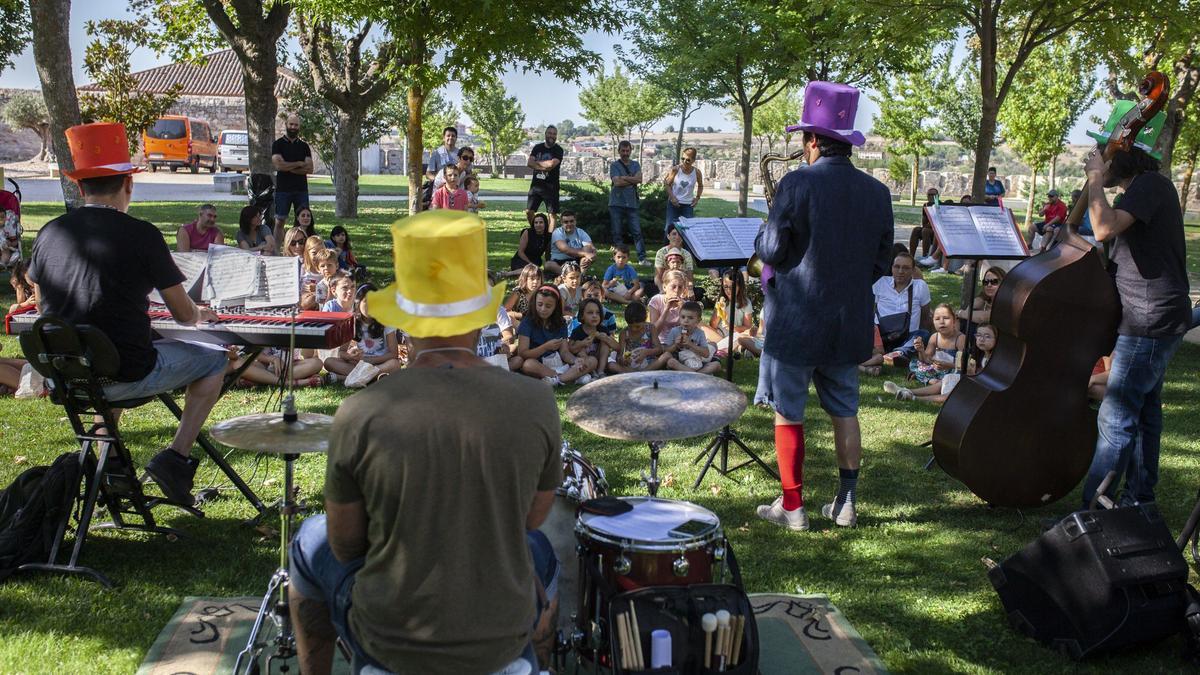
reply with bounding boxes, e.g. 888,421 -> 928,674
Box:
430,164 -> 485,213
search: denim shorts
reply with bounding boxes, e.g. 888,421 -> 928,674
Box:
102,340 -> 227,402
754,354 -> 859,422
274,190 -> 310,220
290,515 -> 558,674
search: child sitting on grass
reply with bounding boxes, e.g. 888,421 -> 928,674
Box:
325,225 -> 360,275
664,300 -> 721,374
8,260 -> 35,315
570,298 -> 619,380
704,268 -> 754,358
477,305 -> 523,371
323,283 -> 404,382
516,285 -> 591,386
557,261 -> 584,318
431,164 -> 469,211
604,244 -> 643,304
609,301 -> 665,373
321,275 -> 355,313
464,174 -> 485,213
304,248 -> 344,309
648,270 -> 689,345
504,263 -> 542,323
737,307 -> 766,358
568,280 -> 618,334
235,348 -> 324,388
884,303 -> 967,403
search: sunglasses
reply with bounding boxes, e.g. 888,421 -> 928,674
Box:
288,240 -> 304,247
982,278 -> 1000,286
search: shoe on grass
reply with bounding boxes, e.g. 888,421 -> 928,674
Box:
756,497 -> 809,531
144,448 -> 199,506
883,380 -> 901,395
821,500 -> 858,527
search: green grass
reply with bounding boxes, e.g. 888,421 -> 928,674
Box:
306,175 -> 594,196
2,200 -> 1199,673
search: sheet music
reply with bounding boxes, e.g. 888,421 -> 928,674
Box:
204,245 -> 262,302
244,257 -> 302,309
149,251 -> 208,304
928,205 -> 1027,259
676,217 -> 758,262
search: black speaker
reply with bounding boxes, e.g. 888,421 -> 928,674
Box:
988,503 -> 1189,659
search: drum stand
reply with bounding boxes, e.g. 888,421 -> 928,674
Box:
234,399 -> 302,675
644,441 -> 663,497
694,270 -> 778,488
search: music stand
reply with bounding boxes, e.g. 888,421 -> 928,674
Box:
674,217 -> 779,487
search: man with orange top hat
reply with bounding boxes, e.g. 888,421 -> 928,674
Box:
25,122 -> 229,507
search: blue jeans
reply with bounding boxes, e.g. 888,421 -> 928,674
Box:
608,206 -> 645,260
102,340 -> 227,402
290,515 -> 558,674
665,201 -> 694,236
1081,333 -> 1183,507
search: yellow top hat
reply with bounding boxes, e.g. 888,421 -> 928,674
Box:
367,210 -> 506,338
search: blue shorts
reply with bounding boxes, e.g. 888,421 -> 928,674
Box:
102,340 -> 227,402
274,190 -> 310,220
754,355 -> 859,422
290,515 -> 558,674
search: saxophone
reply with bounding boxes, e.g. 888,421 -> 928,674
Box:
750,149 -> 805,277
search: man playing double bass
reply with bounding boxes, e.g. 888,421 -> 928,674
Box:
1079,102 -> 1191,508
753,82 -> 893,531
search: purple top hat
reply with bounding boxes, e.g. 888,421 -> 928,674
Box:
786,81 -> 866,147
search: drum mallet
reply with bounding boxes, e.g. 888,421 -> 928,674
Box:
701,612 -> 717,668
731,614 -> 746,665
716,609 -> 731,671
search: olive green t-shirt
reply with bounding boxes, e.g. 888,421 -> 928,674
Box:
324,365 -> 562,674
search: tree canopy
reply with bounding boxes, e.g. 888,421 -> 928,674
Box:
463,76 -> 527,178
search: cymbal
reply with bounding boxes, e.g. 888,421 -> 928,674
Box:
566,372 -> 747,442
210,412 -> 335,454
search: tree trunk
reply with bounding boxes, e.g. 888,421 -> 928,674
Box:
29,0 -> 82,208
738,102 -> 752,216
1049,155 -> 1057,191
37,126 -> 50,162
333,109 -> 362,219
240,45 -> 280,176
909,153 -> 919,205
406,85 -> 427,215
1157,44 -> 1198,174
1024,167 -> 1038,233
1180,149 -> 1197,215
971,2 -> 999,200
674,103 -> 688,162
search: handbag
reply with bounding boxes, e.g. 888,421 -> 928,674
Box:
875,283 -> 914,348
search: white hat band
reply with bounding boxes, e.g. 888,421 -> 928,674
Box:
394,286 -> 492,318
96,162 -> 135,172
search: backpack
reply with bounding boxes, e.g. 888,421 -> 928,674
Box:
0,452 -> 83,582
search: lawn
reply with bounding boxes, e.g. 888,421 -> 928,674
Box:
306,174 -> 594,196
1,199 -> 1199,674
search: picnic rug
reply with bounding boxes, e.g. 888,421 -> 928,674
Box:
138,593 -> 887,674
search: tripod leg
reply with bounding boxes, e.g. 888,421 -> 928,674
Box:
693,433 -> 728,489
693,433 -> 721,464
729,433 -> 779,480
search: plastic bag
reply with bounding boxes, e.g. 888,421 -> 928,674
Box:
14,363 -> 45,399
344,360 -> 382,388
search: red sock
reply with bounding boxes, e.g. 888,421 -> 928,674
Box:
775,423 -> 805,510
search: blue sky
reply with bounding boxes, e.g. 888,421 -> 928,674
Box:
0,1 -> 1105,145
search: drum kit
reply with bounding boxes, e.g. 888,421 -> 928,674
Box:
216,371 -> 749,674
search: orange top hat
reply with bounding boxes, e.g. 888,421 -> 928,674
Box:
63,122 -> 143,181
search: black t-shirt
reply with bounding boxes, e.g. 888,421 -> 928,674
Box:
528,142 -> 564,193
272,136 -> 312,193
27,207 -> 185,381
1110,171 -> 1191,337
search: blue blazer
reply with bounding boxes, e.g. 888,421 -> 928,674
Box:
755,155 -> 893,365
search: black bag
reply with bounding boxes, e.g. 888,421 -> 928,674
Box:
420,180 -> 435,209
875,283 -> 914,350
0,452 -> 83,582
988,504 -> 1190,659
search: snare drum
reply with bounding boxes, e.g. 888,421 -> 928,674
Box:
573,497 -> 726,659
542,443 -> 608,635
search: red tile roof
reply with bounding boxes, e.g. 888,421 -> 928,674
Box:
79,49 -> 297,98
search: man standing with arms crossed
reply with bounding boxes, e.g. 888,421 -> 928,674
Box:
526,125 -> 563,231
754,82 -> 893,531
271,114 -> 314,249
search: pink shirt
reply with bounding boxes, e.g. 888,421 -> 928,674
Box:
181,220 -> 221,250
431,186 -> 470,211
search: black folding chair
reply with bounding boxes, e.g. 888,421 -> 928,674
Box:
17,316 -> 197,587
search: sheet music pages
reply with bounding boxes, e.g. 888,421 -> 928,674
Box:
722,218 -> 764,258
204,245 -> 262,304
927,205 -> 1028,259
148,251 -> 208,304
244,257 -> 302,309
677,217 -> 757,262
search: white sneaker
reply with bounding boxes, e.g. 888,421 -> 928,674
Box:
883,380 -> 902,395
917,255 -> 937,267
755,497 -> 809,531
821,500 -> 858,527
542,376 -> 561,386
929,267 -> 949,275
577,374 -> 593,385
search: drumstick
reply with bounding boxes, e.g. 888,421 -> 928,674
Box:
716,609 -> 731,671
629,603 -> 644,669
731,615 -> 746,665
616,612 -> 632,669
702,612 -> 717,669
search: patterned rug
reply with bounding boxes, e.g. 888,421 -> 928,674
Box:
139,593 -> 887,674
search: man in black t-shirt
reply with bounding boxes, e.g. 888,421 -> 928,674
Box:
526,125 -> 564,230
271,114 -> 314,249
1079,106 -> 1190,508
27,122 -> 229,507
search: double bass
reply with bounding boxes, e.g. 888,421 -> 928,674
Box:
932,72 -> 1170,508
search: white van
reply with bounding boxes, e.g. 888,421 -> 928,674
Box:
217,129 -> 249,172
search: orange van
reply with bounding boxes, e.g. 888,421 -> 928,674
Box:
142,115 -> 219,173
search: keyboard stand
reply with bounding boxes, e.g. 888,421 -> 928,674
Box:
156,347 -> 268,524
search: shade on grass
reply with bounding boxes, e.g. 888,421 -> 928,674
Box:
1,200 -> 1198,673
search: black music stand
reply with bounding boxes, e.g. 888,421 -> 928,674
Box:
674,217 -> 778,487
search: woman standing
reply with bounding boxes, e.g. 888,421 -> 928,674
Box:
663,147 -> 703,235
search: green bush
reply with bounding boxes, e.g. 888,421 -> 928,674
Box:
560,180 -> 669,249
